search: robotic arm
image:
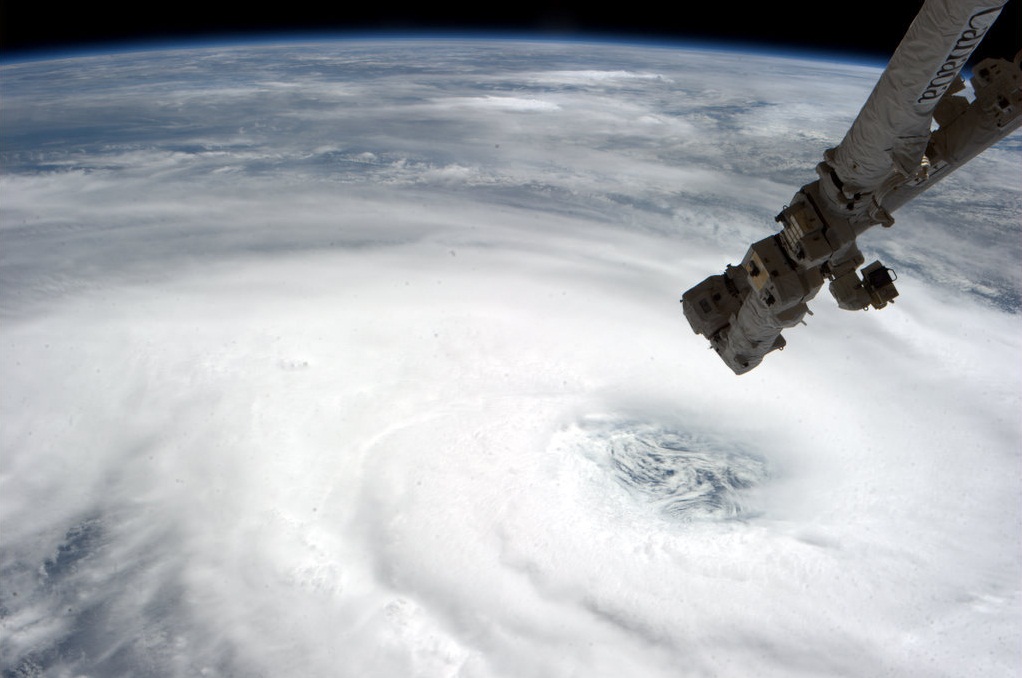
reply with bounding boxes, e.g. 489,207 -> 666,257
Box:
681,0 -> 1021,374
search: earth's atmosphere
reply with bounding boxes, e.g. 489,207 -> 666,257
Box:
1,40 -> 1020,678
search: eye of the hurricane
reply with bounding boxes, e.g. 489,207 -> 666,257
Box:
564,417 -> 770,522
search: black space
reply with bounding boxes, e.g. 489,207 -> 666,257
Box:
1,1 -> 1018,62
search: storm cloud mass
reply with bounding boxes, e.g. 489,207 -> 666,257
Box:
1,41 -> 1020,677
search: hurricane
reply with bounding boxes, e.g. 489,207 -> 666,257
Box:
2,40 -> 1019,678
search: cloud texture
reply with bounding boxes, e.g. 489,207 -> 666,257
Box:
1,41 -> 1020,677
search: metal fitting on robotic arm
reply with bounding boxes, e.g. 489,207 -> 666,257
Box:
829,259 -> 899,311
682,185 -> 896,374
682,234 -> 823,375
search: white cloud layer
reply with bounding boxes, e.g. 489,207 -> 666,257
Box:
1,40 -> 1020,677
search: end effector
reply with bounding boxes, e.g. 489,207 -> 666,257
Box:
681,218 -> 898,374
681,235 -> 820,374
